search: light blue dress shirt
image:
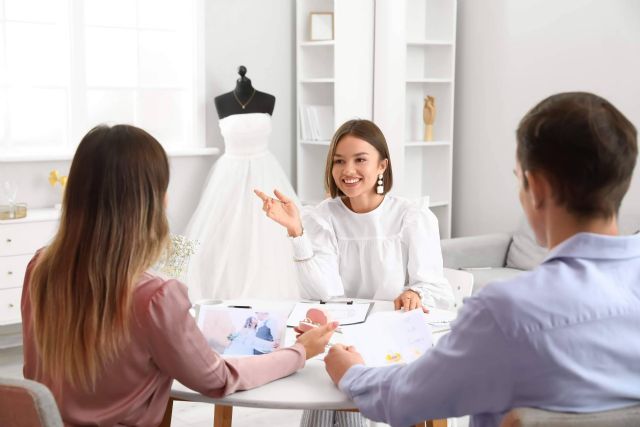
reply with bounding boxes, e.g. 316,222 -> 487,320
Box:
339,232 -> 640,427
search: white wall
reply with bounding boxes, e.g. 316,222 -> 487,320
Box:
205,0 -> 296,178
453,0 -> 640,237
0,0 -> 295,235
5,1 -> 638,238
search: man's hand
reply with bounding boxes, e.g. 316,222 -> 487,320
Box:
324,344 -> 365,385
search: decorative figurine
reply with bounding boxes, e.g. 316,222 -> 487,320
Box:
423,95 -> 436,141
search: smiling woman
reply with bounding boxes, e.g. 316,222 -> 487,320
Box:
324,120 -> 393,204
255,119 -> 453,310
255,119 -> 454,427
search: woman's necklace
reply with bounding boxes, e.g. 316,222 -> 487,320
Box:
233,88 -> 256,110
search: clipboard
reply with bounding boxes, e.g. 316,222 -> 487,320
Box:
286,301 -> 374,327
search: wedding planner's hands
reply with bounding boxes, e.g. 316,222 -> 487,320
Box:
394,290 -> 429,313
254,189 -> 303,237
296,321 -> 339,360
324,344 -> 365,385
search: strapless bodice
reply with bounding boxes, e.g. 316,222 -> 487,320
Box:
219,113 -> 271,157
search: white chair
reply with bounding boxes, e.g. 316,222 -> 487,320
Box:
443,268 -> 474,311
441,268 -> 474,427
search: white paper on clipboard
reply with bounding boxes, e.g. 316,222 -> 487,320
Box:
286,301 -> 373,327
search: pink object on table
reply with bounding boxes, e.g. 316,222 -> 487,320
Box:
298,308 -> 331,332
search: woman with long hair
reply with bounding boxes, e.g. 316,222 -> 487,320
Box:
22,124 -> 336,426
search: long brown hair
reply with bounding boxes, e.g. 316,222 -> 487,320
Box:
324,119 -> 393,198
30,124 -> 170,390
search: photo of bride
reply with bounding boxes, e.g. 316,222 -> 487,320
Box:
197,307 -> 286,356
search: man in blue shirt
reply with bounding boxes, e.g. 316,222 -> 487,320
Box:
324,92 -> 640,427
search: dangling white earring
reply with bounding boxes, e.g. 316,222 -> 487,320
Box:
376,174 -> 384,194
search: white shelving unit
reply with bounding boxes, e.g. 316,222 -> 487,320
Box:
295,0 -> 456,237
374,0 -> 457,237
295,0 -> 374,205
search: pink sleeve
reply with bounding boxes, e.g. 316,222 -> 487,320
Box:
142,280 -> 305,397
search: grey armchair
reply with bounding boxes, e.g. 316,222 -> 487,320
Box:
441,217 -> 548,294
441,215 -> 640,295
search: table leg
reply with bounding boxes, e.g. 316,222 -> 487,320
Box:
213,404 -> 233,427
160,397 -> 185,427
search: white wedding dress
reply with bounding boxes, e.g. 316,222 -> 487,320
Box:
185,113 -> 301,301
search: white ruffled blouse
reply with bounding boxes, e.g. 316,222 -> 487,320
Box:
291,196 -> 454,309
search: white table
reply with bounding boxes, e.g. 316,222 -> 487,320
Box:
160,300 -> 448,427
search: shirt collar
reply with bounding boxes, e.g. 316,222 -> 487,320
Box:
544,232 -> 640,263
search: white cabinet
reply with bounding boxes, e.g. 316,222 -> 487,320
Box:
295,0 -> 457,237
0,208 -> 59,325
295,0 -> 374,204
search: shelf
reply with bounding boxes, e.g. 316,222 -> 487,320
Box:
405,141 -> 451,147
0,207 -> 60,224
429,201 -> 449,208
406,40 -> 453,46
300,140 -> 331,146
300,78 -> 335,83
406,78 -> 452,84
300,40 -> 335,47
0,147 -> 220,163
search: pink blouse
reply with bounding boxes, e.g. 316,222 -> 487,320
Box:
21,255 -> 305,426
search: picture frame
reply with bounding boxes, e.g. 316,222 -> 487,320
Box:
309,12 -> 334,41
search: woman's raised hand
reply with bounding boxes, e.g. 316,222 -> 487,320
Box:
254,189 -> 303,237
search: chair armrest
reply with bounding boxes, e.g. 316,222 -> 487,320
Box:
441,233 -> 512,269
501,405 -> 640,427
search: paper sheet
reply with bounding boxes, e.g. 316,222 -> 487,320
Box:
341,309 -> 433,367
423,307 -> 457,332
286,302 -> 373,327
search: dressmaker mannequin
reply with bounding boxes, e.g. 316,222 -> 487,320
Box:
214,66 -> 276,119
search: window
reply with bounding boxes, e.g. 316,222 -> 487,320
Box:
0,0 -> 204,158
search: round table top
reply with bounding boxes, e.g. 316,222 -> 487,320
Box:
171,299 -> 448,410
171,358 -> 355,410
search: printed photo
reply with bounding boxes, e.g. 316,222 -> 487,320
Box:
196,306 -> 287,356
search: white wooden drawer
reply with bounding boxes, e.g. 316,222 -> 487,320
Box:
0,254 -> 32,290
0,221 -> 58,256
0,287 -> 22,325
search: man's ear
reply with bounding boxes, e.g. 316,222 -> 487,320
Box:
525,170 -> 551,210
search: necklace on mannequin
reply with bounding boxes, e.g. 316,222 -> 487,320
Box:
233,88 -> 256,110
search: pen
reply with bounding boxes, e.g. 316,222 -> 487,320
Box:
228,305 -> 252,309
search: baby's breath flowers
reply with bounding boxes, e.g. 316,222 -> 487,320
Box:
156,234 -> 198,279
